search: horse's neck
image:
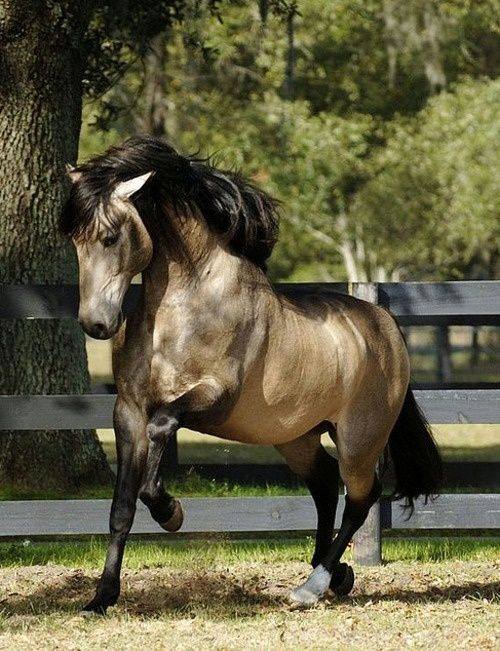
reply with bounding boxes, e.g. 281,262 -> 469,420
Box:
141,224 -> 249,316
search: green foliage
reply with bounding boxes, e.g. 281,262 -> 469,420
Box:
353,78 -> 500,278
293,0 -> 499,117
170,93 -> 377,280
80,0 -> 500,281
82,1 -> 219,96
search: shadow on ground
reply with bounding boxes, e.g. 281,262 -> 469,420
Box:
1,566 -> 498,618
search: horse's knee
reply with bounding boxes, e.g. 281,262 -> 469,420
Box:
339,447 -> 379,501
109,500 -> 136,536
146,408 -> 178,442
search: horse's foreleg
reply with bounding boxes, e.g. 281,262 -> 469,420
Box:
83,401 -> 147,615
138,407 -> 183,532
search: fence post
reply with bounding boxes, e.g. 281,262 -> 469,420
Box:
350,281 -> 382,565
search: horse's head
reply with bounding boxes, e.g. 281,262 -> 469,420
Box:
64,169 -> 154,339
61,136 -> 280,340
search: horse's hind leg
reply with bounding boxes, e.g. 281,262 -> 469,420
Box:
138,406 -> 183,532
289,407 -> 395,607
275,427 -> 340,568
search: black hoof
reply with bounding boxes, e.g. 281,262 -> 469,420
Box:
81,600 -> 109,616
330,563 -> 354,596
159,499 -> 184,532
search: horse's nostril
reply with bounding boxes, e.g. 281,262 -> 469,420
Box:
79,317 -> 113,339
94,322 -> 106,337
85,322 -> 109,339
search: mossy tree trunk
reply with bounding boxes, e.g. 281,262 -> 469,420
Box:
0,1 -> 113,491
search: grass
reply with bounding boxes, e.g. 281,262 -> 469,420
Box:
0,473 -> 310,501
0,537 -> 498,569
0,537 -> 497,650
410,349 -> 499,384
0,486 -> 114,501
433,425 -> 500,462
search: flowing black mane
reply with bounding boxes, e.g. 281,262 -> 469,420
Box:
61,136 -> 280,270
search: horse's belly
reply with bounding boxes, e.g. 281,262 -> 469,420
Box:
208,330 -> 351,444
213,380 -> 342,445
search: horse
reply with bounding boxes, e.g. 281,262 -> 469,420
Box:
61,135 -> 442,614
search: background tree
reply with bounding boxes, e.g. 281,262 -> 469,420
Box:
352,78 -> 500,280
80,0 -> 499,282
0,0 -> 220,492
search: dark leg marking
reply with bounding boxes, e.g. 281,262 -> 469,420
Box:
290,476 -> 382,606
139,409 -> 183,532
304,448 -> 353,593
83,405 -> 146,615
304,447 -> 340,569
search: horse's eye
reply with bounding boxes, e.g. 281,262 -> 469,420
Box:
102,233 -> 119,248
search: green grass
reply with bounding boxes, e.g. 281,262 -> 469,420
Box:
0,473 -> 309,501
0,467 -> 496,501
0,486 -> 114,501
0,536 -> 497,569
410,350 -> 499,385
165,473 -> 307,497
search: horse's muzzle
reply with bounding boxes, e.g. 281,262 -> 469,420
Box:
79,310 -> 123,340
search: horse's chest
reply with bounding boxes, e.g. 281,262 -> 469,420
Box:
114,302 -> 250,416
148,317 -> 238,405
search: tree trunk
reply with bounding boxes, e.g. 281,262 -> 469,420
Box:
282,4 -> 297,101
259,0 -> 269,24
0,2 -> 113,492
382,0 -> 398,90
336,213 -> 364,282
136,33 -> 169,136
470,326 -> 481,369
421,0 -> 446,93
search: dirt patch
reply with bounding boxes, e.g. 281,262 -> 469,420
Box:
0,560 -> 498,650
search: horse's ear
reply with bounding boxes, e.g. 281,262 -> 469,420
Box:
66,163 -> 82,183
112,172 -> 155,200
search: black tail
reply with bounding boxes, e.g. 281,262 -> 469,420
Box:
388,387 -> 443,513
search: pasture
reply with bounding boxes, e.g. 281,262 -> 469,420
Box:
0,539 -> 497,650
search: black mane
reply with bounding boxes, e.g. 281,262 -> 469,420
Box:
61,135 -> 280,270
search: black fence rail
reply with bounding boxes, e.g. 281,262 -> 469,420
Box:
0,388 -> 498,430
2,280 -> 500,324
1,282 -> 499,564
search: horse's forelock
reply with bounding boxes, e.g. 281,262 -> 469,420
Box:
60,169 -> 112,240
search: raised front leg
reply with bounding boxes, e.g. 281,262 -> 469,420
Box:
138,407 -> 183,532
83,400 -> 147,615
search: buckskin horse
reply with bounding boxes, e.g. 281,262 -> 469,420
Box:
61,136 -> 442,613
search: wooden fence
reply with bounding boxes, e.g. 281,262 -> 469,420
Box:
1,282 -> 499,564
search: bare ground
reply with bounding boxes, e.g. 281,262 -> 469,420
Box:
0,560 -> 497,650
